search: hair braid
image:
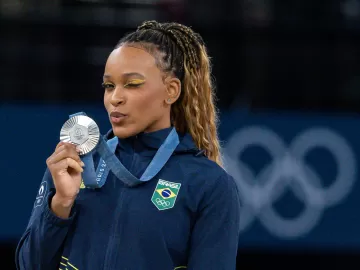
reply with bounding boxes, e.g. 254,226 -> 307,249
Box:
137,20 -> 161,31
166,24 -> 221,165
117,21 -> 222,166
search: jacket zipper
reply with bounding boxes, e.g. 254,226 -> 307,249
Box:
102,188 -> 124,269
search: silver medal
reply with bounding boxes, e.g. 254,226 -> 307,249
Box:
60,115 -> 100,155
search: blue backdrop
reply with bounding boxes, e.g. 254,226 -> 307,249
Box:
219,109 -> 360,251
1,104 -> 359,251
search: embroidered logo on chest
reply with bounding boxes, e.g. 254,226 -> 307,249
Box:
151,179 -> 181,210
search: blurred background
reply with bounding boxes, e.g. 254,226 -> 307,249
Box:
1,0 -> 360,269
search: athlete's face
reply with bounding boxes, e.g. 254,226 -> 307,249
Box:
103,45 -> 180,139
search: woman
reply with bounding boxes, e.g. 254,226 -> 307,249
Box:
16,20 -> 241,270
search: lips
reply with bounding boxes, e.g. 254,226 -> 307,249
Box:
110,111 -> 126,118
110,111 -> 127,124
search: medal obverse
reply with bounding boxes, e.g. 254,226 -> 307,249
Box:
60,115 -> 100,155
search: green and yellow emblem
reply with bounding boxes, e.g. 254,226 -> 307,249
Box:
151,179 -> 181,210
80,179 -> 86,189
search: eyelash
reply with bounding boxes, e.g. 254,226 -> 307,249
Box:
101,82 -> 144,89
102,83 -> 114,90
124,83 -> 143,88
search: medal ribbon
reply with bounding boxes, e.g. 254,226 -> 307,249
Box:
70,112 -> 179,188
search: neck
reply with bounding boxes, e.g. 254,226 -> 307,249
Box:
143,117 -> 171,133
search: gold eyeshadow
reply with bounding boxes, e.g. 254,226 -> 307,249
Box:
124,79 -> 146,87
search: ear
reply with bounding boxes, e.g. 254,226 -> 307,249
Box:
164,77 -> 181,105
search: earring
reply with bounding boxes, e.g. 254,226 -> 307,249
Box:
167,98 -> 172,103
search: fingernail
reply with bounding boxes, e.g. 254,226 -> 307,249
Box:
81,161 -> 85,167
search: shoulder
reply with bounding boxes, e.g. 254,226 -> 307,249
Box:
174,154 -> 240,204
176,153 -> 236,186
198,157 -> 239,198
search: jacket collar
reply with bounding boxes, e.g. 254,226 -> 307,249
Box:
105,127 -> 199,154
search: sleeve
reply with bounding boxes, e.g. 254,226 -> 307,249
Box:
187,172 -> 241,270
15,169 -> 78,270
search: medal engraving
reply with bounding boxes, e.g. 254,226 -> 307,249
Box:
60,115 -> 100,155
70,124 -> 89,145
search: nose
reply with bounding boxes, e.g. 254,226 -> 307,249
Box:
109,86 -> 126,106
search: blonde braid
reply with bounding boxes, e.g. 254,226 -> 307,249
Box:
167,25 -> 222,166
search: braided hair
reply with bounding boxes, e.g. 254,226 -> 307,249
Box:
116,20 -> 222,166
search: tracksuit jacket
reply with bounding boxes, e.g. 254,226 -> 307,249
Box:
15,127 -> 241,270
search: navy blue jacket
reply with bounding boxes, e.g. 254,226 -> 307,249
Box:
16,127 -> 241,270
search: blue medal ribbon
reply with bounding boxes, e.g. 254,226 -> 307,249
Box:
70,112 -> 179,188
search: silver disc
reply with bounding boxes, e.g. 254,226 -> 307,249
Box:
60,115 -> 100,155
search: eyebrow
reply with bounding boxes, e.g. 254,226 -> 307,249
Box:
103,73 -> 145,79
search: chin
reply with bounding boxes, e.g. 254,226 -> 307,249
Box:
111,125 -> 139,139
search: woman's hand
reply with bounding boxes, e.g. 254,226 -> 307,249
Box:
46,142 -> 84,217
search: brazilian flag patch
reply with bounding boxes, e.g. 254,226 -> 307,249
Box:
151,179 -> 181,210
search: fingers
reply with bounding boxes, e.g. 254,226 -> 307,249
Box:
55,142 -> 80,153
66,157 -> 84,173
52,158 -> 84,174
55,141 -> 66,150
48,149 -> 81,165
47,142 -> 84,167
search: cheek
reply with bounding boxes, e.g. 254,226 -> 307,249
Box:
133,86 -> 165,113
103,93 -> 111,110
